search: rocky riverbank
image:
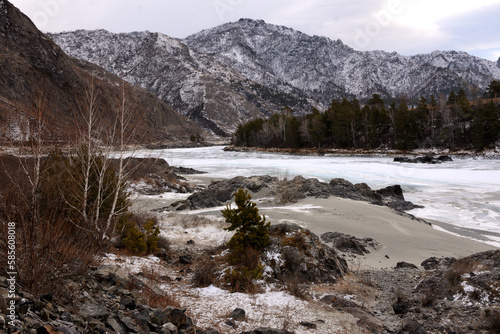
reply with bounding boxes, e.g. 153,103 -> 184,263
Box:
162,174 -> 422,213
1,226 -> 499,333
2,158 -> 499,333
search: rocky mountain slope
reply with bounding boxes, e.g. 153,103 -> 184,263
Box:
49,19 -> 500,136
49,29 -> 312,136
184,19 -> 500,103
0,0 -> 204,144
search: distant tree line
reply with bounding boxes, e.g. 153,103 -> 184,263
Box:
232,81 -> 500,151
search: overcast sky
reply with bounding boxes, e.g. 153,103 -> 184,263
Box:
10,0 -> 500,61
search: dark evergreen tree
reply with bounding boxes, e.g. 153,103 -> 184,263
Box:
222,188 -> 270,263
488,80 -> 500,98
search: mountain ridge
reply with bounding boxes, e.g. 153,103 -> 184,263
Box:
49,18 -> 500,136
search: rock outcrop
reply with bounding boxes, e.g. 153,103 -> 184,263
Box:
264,224 -> 349,283
166,174 -> 421,212
394,155 -> 453,164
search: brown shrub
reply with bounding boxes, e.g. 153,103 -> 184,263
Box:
485,309 -> 500,334
192,256 -> 218,288
281,231 -> 308,251
445,258 -> 477,292
139,285 -> 180,309
284,275 -> 309,300
421,288 -> 436,307
0,196 -> 105,297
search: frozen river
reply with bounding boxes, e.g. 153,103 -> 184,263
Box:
135,146 -> 500,246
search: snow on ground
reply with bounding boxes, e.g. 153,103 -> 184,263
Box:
157,213 -> 233,247
102,248 -> 360,333
103,210 -> 363,333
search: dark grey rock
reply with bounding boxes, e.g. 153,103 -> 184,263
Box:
394,155 -> 452,164
225,319 -> 236,328
199,329 -> 219,334
153,307 -> 192,328
267,224 -> 348,283
396,262 -> 419,270
154,248 -> 168,259
229,308 -> 246,321
179,255 -> 192,265
107,317 -> 128,333
170,175 -> 275,210
132,309 -> 151,323
118,315 -> 140,333
94,265 -> 129,288
398,320 -> 428,334
78,303 -> 108,319
242,328 -> 294,334
88,319 -> 107,331
393,301 -> 411,315
421,257 -> 456,270
121,295 -> 136,310
300,321 -> 317,329
321,232 -> 380,255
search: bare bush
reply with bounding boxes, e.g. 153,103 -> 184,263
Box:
421,288 -> 436,307
192,255 -> 218,288
485,309 -> 500,334
0,188 -> 105,297
445,258 -> 477,293
275,179 -> 303,204
284,275 -> 309,300
139,285 -> 180,309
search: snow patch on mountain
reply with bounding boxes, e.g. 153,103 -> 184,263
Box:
49,19 -> 500,135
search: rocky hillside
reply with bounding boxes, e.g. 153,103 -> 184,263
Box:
49,30 -> 312,136
49,19 -> 500,136
0,0 -> 204,144
185,19 -> 500,103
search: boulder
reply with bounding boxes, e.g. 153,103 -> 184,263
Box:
78,303 -> 108,319
154,247 -> 168,259
229,308 -> 246,321
266,224 -> 348,283
106,317 -> 127,333
179,255 -> 192,265
120,295 -> 136,310
94,265 -> 129,288
420,257 -> 456,270
153,306 -> 194,330
320,232 -> 379,255
242,328 -> 294,334
394,155 -> 452,164
392,301 -> 410,315
396,262 -> 419,270
399,320 -> 428,334
170,175 -> 275,210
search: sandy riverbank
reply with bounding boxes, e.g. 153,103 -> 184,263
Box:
131,173 -> 499,270
259,196 -> 498,269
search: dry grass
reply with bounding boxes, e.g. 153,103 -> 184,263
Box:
281,230 -> 310,251
445,258 -> 478,292
139,285 -> 180,309
177,214 -> 227,229
284,275 -> 310,300
140,264 -> 163,281
330,273 -> 376,304
486,309 -> 500,334
192,255 -> 219,288
421,288 -> 436,307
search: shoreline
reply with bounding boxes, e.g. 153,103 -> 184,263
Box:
223,145 -> 500,159
132,171 -> 499,269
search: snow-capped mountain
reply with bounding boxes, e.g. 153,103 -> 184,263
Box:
184,19 -> 500,102
49,29 -> 313,135
49,19 -> 500,135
